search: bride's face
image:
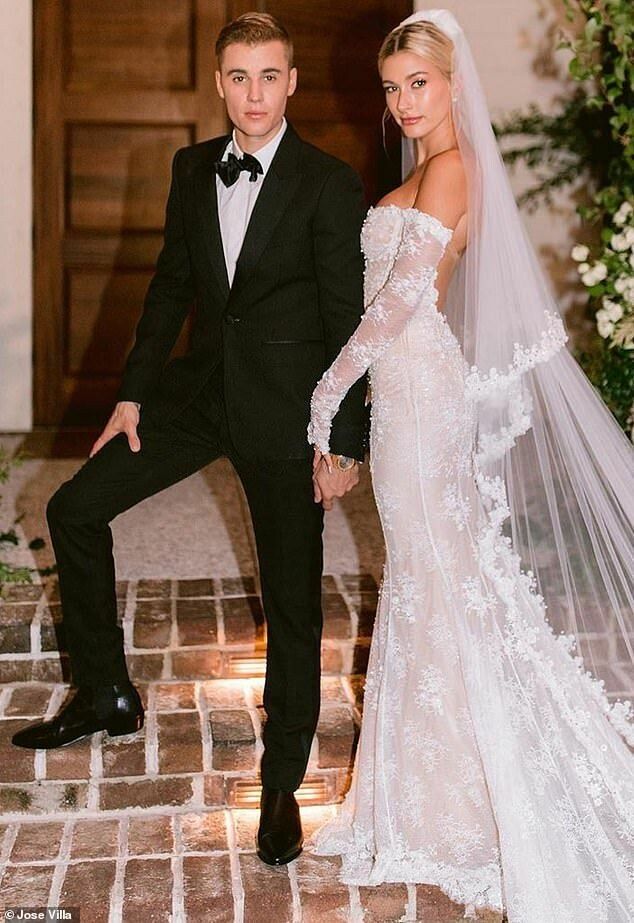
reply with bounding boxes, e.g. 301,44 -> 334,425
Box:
381,50 -> 451,141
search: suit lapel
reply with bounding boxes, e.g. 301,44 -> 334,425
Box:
193,136 -> 231,302
230,123 -> 302,299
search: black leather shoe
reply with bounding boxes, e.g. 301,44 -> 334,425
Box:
11,682 -> 144,749
256,786 -> 303,866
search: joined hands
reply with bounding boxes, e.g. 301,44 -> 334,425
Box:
312,447 -> 360,511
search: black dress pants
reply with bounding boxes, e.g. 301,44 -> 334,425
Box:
46,368 -> 325,792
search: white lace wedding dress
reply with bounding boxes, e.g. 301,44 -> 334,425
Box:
306,204 -> 634,922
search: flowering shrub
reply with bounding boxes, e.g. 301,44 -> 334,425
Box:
493,0 -> 634,435
572,199 -> 634,348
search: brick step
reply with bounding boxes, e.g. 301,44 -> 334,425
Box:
0,575 -> 379,684
0,675 -> 364,818
0,808 -> 504,922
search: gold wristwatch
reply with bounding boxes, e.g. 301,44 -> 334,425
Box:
332,454 -> 357,471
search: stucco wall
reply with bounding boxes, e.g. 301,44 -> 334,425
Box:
0,0 -> 32,431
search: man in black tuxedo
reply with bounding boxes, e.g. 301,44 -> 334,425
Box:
12,13 -> 368,865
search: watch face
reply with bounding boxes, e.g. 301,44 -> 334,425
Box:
337,456 -> 354,470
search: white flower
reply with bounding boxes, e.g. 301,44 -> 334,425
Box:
577,262 -> 590,274
581,263 -> 607,286
609,304 -> 624,322
626,227 -> 634,247
596,315 -> 614,338
610,233 -> 629,252
614,201 -> 633,226
571,244 -> 590,262
630,253 -> 634,270
602,299 -> 623,322
617,277 -> 634,305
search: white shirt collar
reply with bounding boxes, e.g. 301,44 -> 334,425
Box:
224,117 -> 287,176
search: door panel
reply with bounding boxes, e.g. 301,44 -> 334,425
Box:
67,124 -> 195,232
65,0 -> 195,92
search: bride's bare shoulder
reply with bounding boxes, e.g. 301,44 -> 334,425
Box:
414,150 -> 467,230
375,188 -> 414,209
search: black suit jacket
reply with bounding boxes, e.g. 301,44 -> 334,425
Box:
117,122 -> 370,461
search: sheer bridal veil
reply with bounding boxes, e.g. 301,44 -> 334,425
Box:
397,9 -> 633,740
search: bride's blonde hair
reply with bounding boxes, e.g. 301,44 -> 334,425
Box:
378,21 -> 454,81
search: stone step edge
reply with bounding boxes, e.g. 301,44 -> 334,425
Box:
0,769 -> 350,818
0,641 -> 375,685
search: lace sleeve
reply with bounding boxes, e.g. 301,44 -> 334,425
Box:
307,209 -> 452,453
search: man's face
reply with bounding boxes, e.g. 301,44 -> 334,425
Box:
215,40 -> 297,150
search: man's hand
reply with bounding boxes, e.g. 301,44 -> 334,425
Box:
312,448 -> 360,511
89,402 -> 141,458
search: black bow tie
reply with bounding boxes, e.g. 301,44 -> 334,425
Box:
214,151 -> 264,187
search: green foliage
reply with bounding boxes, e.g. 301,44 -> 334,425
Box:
579,339 -> 634,430
561,0 -> 633,170
0,446 -> 55,589
493,90 -> 619,211
493,0 -> 634,435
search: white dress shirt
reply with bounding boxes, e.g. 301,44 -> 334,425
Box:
216,117 -> 288,286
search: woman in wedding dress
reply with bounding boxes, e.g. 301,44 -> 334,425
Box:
306,10 -> 634,922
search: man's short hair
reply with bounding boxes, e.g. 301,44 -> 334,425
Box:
215,12 -> 294,68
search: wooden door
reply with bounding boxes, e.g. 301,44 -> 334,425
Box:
33,0 -> 409,425
34,0 -> 226,424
